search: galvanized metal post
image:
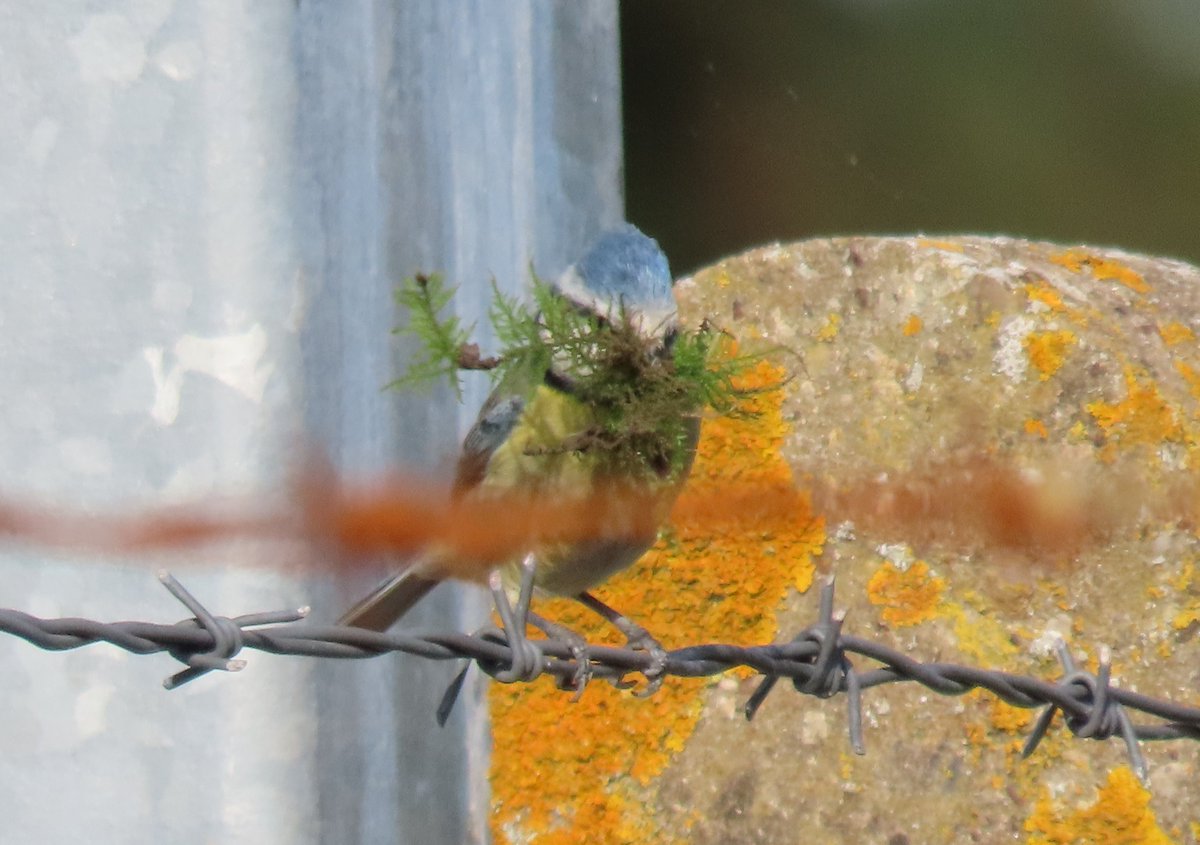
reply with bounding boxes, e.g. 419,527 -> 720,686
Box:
0,2 -> 621,842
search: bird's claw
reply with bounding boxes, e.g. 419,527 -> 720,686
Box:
527,609 -> 594,700
550,627 -> 593,700
563,641 -> 593,702
620,625 -> 668,698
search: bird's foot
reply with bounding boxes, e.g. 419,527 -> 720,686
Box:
576,590 -> 669,696
619,621 -> 669,698
529,611 -> 593,700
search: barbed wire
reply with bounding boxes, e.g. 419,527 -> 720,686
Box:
2,569 -> 1197,785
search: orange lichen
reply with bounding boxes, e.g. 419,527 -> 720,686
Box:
489,359 -> 823,845
1024,330 -> 1076,381
1024,281 -> 1066,313
903,314 -> 923,336
817,312 -> 842,341
1172,600 -> 1200,632
1158,321 -> 1195,347
1050,251 -> 1151,294
962,718 -> 988,749
1023,767 -> 1175,845
1024,418 -> 1049,438
989,699 -> 1033,733
866,560 -> 944,627
1086,368 -> 1183,447
1169,560 -> 1194,592
945,601 -> 1020,664
1174,361 -> 1200,405
916,238 -> 965,253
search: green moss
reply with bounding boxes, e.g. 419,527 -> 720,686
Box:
392,272 -> 774,482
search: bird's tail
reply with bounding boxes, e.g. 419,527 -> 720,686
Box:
337,568 -> 440,631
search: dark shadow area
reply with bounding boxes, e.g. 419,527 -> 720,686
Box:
622,0 -> 1200,274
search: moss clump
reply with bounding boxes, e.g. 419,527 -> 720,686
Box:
392,272 -> 772,482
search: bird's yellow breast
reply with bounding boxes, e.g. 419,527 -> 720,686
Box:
475,385 -> 657,597
478,384 -> 594,495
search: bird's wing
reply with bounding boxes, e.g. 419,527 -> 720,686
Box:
452,385 -> 527,500
337,378 -> 534,631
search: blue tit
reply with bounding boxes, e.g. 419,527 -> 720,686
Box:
338,223 -> 698,638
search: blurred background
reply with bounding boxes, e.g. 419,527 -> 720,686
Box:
622,0 -> 1200,275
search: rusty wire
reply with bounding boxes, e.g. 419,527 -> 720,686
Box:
2,570 -> 1198,785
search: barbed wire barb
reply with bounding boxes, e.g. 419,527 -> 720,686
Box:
744,575 -> 866,754
156,570 -> 309,689
1021,641 -> 1149,785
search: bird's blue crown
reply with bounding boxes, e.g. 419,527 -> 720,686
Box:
569,224 -> 674,311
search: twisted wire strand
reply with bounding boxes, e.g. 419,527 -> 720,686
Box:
2,572 -> 1197,784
